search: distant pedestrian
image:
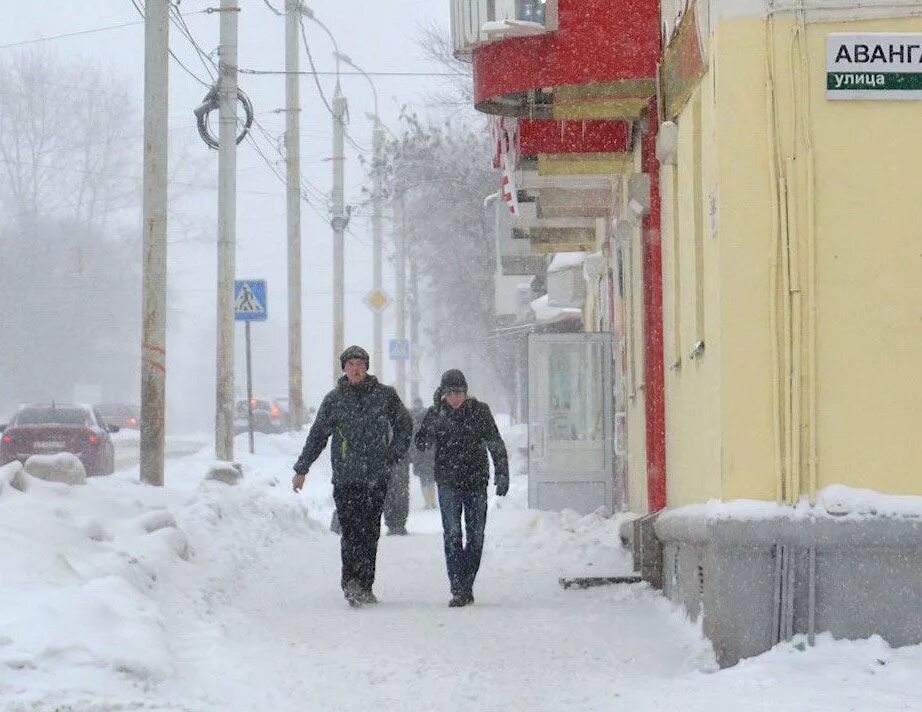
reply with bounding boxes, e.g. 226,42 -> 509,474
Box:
408,397 -> 437,510
292,345 -> 412,607
415,369 -> 509,607
383,457 -> 410,536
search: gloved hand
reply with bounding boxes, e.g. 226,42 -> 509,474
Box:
292,472 -> 307,492
495,474 -> 509,497
384,448 -> 400,466
432,386 -> 444,408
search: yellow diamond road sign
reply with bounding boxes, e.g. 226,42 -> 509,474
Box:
363,288 -> 392,314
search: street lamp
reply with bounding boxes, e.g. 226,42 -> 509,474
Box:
299,4 -> 348,380
333,51 -> 386,375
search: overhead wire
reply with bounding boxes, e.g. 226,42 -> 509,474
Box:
128,0 -> 212,88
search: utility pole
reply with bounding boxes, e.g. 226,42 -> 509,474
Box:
372,120 -> 384,374
395,195 -> 407,399
331,84 -> 347,381
140,0 -> 170,487
409,255 -> 420,403
285,0 -> 304,429
215,0 -> 239,462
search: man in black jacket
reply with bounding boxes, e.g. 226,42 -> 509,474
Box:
416,369 -> 509,607
292,345 -> 413,607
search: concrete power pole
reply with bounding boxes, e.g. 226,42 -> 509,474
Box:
215,0 -> 239,462
409,255 -> 420,403
372,121 -> 384,374
395,195 -> 407,399
140,0 -> 170,487
285,0 -> 304,430
331,85 -> 347,381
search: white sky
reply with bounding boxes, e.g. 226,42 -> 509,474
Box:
0,0 -> 460,429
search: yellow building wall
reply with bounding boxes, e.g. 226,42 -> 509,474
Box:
621,148 -> 650,514
710,21 -> 779,503
661,81 -> 724,507
664,11 -> 922,503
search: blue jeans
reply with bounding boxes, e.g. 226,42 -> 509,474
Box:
437,485 -> 488,597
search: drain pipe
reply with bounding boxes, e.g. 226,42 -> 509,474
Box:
808,545 -> 817,646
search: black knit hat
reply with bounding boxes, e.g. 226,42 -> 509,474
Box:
340,345 -> 370,370
439,369 -> 468,392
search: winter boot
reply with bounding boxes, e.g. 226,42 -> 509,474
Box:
357,589 -> 378,605
344,581 -> 364,608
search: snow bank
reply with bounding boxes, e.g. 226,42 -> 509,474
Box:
0,443 -> 322,706
24,453 -> 86,485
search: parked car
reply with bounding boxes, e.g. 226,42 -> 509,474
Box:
96,402 -> 140,430
0,403 -> 117,476
234,398 -> 285,434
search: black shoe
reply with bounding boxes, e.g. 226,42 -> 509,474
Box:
357,590 -> 378,605
387,526 -> 408,536
344,582 -> 363,608
448,592 -> 473,608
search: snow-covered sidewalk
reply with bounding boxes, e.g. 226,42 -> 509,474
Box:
1,432 -> 920,711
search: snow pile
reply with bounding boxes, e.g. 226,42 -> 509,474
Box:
24,452 -> 87,485
0,441 -> 321,708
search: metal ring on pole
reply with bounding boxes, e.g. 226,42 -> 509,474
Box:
194,84 -> 255,150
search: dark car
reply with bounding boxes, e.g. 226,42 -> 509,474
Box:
96,402 -> 140,430
0,403 -> 117,476
234,398 -> 285,434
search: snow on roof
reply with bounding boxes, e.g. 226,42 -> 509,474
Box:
547,252 -> 587,274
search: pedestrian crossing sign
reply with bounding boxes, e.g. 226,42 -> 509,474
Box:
389,338 -> 410,361
235,280 -> 268,321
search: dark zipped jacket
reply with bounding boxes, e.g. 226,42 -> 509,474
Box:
293,375 -> 412,485
415,396 -> 509,490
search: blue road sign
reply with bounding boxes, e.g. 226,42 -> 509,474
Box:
389,338 -> 410,361
235,280 -> 268,321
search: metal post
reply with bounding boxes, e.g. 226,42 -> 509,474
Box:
140,0 -> 170,487
409,255 -> 420,403
331,85 -> 347,381
372,121 -> 384,374
395,195 -> 407,399
285,0 -> 304,430
215,0 -> 239,462
245,321 -> 255,454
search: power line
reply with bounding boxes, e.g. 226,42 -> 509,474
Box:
128,0 -> 212,88
0,18 -> 145,50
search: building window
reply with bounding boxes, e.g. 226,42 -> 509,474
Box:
517,0 -> 546,24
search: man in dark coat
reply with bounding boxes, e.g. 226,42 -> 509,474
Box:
415,369 -> 509,607
408,397 -> 437,509
292,345 -> 412,607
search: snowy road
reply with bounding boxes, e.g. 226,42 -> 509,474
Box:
1,431 -> 920,711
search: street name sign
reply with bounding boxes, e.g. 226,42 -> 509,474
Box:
235,280 -> 268,321
828,33 -> 922,100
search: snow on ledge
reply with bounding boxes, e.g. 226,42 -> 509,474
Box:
660,485 -> 922,524
547,251 -> 587,274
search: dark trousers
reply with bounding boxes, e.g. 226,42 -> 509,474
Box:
437,484 -> 488,597
383,462 -> 409,531
332,479 -> 388,593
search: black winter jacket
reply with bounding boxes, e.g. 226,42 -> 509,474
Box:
415,396 -> 509,490
293,375 -> 412,485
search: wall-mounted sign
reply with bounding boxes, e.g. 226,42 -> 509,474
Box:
828,33 -> 922,100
